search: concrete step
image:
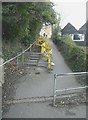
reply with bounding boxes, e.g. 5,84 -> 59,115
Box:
29,55 -> 39,58
38,61 -> 47,67
22,61 -> 37,66
30,58 -> 39,60
28,59 -> 38,62
29,52 -> 41,55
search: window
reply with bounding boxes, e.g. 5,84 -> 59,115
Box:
73,34 -> 80,40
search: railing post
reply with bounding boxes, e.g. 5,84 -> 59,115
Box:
30,44 -> 32,52
17,54 -> 18,70
0,58 -> 4,85
22,54 -> 24,65
22,50 -> 24,65
53,74 -> 57,107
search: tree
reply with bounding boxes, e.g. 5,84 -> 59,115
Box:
52,15 -> 61,44
2,2 -> 57,44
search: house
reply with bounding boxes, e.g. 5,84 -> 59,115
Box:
40,24 -> 52,38
78,23 -> 86,41
61,23 -> 80,41
76,23 -> 86,46
61,23 -> 87,46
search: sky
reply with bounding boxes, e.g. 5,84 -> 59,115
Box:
51,0 -> 87,30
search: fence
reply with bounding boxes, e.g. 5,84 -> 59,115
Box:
53,72 -> 88,106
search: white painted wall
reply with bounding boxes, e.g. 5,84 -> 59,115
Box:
69,34 -> 74,40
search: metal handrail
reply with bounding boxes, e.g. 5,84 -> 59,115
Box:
0,41 -> 36,67
53,72 -> 88,106
0,41 -> 36,85
56,72 -> 88,77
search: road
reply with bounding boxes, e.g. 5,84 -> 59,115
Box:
3,39 -> 86,118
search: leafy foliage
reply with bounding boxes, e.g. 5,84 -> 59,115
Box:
52,27 -> 87,84
52,18 -> 61,44
2,2 -> 57,60
56,35 -> 86,72
2,2 -> 57,44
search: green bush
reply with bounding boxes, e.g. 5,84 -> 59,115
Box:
75,41 -> 86,46
58,36 -> 86,72
52,24 -> 61,44
53,34 -> 87,85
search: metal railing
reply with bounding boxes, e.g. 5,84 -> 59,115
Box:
0,41 -> 36,67
0,41 -> 36,85
53,72 -> 88,106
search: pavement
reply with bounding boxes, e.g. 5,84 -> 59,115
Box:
2,39 -> 87,118
3,102 -> 86,118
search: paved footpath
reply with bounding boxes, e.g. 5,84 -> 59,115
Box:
3,40 -> 86,118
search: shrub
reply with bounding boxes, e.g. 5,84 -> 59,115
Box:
53,34 -> 87,85
75,41 -> 86,46
58,36 -> 86,72
52,25 -> 61,44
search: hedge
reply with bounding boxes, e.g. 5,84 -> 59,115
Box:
74,41 -> 86,46
52,35 -> 88,85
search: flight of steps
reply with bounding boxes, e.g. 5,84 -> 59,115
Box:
28,52 -> 41,66
25,44 -> 47,67
23,51 -> 47,68
19,46 -> 49,68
